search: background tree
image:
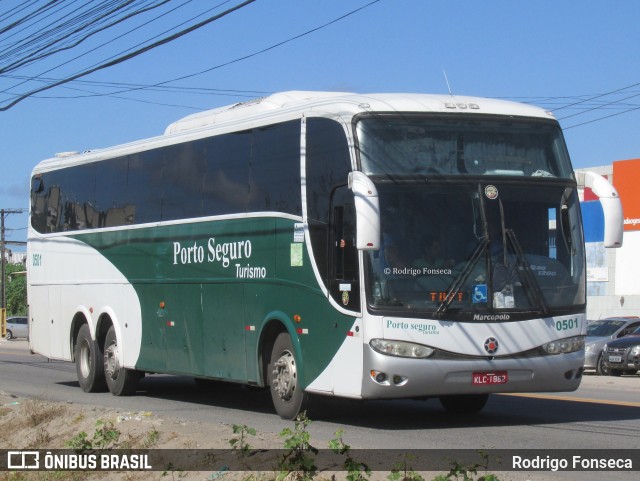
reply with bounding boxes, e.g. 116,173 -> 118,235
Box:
5,262 -> 27,316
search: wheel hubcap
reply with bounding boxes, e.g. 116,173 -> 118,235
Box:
79,339 -> 91,378
104,342 -> 120,380
272,350 -> 297,401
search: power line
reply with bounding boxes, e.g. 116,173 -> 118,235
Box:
0,0 -> 258,111
551,80 -> 640,113
141,0 -> 383,88
0,0 -> 382,110
557,91 -> 640,121
563,104 -> 640,130
500,83 -> 640,129
0,0 -> 189,94
5,73 -> 271,95
0,1 -> 172,75
22,0 -> 383,104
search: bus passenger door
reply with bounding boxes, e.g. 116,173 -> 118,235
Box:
330,188 -> 360,310
326,187 -> 364,397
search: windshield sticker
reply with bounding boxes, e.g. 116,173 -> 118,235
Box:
484,185 -> 498,200
530,264 -> 557,276
290,243 -> 303,267
342,291 -> 350,306
293,223 -> 305,242
472,284 -> 488,303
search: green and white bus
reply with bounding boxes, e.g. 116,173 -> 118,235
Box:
28,91 -> 623,419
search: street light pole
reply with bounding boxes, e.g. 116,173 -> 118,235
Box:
1,208 -> 25,312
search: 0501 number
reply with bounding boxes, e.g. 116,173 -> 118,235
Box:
555,318 -> 579,331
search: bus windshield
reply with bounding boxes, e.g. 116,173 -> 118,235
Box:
357,114 -> 574,179
363,179 -> 585,321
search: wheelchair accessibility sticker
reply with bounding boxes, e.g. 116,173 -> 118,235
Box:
473,284 -> 488,303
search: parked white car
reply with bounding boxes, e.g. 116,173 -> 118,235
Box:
5,316 -> 28,340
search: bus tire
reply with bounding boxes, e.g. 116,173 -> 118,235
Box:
104,326 -> 140,396
75,324 -> 107,392
439,394 -> 489,414
269,332 -> 307,419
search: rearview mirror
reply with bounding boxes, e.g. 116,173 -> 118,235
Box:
348,171 -> 380,250
576,171 -> 623,248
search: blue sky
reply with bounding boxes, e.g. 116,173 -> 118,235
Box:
2,0 -> 639,250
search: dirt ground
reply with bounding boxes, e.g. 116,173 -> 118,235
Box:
0,389 -> 279,481
0,389 -> 559,481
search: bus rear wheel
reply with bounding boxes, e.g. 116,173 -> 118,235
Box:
439,394 -> 489,413
104,326 -> 141,396
269,332 -> 307,419
75,324 -> 107,392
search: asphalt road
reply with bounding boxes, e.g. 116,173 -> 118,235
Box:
1,338 -> 639,480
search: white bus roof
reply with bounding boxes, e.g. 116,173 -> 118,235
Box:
35,91 -> 556,172
164,91 -> 554,134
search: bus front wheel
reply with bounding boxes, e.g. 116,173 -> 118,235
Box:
439,394 -> 489,414
269,332 -> 307,419
75,324 -> 107,392
104,326 -> 141,396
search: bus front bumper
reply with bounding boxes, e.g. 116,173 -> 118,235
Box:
361,344 -> 584,399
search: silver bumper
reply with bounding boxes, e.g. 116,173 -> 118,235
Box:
362,344 -> 583,399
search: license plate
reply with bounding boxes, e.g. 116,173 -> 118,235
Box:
608,355 -> 622,363
472,371 -> 508,385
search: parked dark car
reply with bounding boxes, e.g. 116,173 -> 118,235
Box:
5,316 -> 29,340
602,326 -> 640,376
584,317 -> 640,375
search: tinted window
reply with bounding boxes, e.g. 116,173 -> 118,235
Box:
203,131 -> 251,215
161,142 -> 206,221
94,157 -> 131,227
306,118 -> 352,287
249,121 -> 301,215
357,115 -> 573,179
125,151 -> 163,224
31,119 -> 303,233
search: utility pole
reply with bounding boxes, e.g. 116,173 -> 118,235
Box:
0,209 -> 24,314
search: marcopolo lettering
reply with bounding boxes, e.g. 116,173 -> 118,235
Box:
173,238 -> 252,267
473,313 -> 510,321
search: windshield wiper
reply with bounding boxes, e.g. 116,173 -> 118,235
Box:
434,236 -> 489,318
505,229 -> 549,316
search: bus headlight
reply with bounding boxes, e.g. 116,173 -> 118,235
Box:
370,339 -> 434,358
543,336 -> 585,354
